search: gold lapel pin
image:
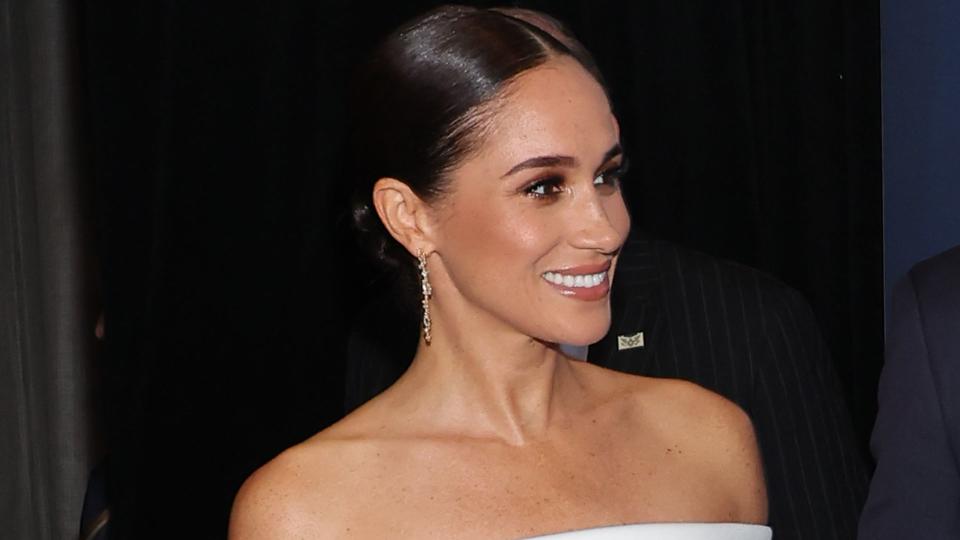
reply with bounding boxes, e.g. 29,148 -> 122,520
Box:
617,331 -> 645,351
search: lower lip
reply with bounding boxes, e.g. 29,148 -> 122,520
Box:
542,275 -> 611,301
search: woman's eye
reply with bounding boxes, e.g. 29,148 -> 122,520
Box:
524,177 -> 565,199
594,160 -> 630,189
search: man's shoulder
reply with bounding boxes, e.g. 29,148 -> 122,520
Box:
913,243 -> 960,273
903,244 -> 960,360
617,236 -> 804,306
909,244 -> 960,302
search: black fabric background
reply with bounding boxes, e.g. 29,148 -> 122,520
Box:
81,1 -> 881,537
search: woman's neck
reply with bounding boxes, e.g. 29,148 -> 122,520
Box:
387,313 -> 588,446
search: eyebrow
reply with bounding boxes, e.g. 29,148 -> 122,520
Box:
500,143 -> 623,178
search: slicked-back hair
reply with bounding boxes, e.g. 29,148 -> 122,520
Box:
349,5 -> 607,275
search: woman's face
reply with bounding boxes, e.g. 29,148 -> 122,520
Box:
427,56 -> 631,347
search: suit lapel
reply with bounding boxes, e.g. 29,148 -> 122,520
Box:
589,237 -> 662,373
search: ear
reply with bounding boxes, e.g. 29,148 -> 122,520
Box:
371,178 -> 437,256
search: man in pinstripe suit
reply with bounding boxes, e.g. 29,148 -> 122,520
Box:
586,236 -> 869,539
348,235 -> 869,539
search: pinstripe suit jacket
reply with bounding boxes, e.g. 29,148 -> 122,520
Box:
590,237 -> 868,539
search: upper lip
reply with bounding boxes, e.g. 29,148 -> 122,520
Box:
544,260 -> 612,275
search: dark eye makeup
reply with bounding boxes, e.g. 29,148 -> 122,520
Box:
523,175 -> 566,198
521,157 -> 630,200
594,158 -> 630,189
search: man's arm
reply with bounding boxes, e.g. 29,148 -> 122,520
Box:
750,281 -> 868,539
858,275 -> 960,538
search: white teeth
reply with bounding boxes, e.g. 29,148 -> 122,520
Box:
542,271 -> 608,288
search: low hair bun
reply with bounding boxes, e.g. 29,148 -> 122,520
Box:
350,195 -> 403,269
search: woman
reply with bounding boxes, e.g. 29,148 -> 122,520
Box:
230,6 -> 768,539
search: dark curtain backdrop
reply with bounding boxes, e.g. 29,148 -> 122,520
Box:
81,1 -> 881,537
2,0 -> 98,537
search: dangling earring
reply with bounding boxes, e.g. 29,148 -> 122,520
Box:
417,249 -> 433,344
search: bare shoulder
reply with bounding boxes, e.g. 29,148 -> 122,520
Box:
641,377 -> 752,435
642,376 -> 768,524
576,363 -> 757,444
574,361 -> 743,420
228,425 -> 382,539
229,443 -> 318,539
579,364 -> 767,523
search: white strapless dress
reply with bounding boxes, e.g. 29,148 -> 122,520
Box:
524,523 -> 772,539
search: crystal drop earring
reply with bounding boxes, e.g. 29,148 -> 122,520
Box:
417,250 -> 433,344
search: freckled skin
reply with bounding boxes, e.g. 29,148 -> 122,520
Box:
429,59 -> 630,344
228,58 -> 767,540
428,56 -> 629,347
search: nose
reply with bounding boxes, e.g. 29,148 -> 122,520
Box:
568,188 -> 629,254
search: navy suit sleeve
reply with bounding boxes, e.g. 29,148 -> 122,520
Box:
858,274 -> 960,538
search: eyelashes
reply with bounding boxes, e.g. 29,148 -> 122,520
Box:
595,158 -> 630,189
522,158 -> 630,200
523,175 -> 566,198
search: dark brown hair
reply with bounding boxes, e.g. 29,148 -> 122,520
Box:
349,5 -> 607,273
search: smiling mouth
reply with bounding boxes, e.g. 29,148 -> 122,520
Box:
542,270 -> 608,288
